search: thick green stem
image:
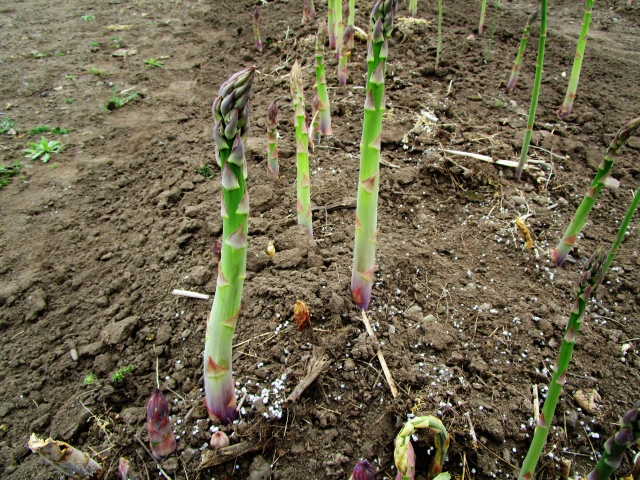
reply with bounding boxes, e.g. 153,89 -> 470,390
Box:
409,0 -> 417,16
351,0 -> 396,310
478,0 -> 487,33
552,118 -> 640,265
436,0 -> 443,68
516,0 -> 547,179
348,0 -> 355,27
558,0 -> 593,118
338,26 -> 355,85
316,21 -> 333,136
328,0 -> 336,48
205,67 -> 255,424
506,9 -> 539,93
335,0 -> 344,56
266,101 -> 279,176
291,62 -> 313,237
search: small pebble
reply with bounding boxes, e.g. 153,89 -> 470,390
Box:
70,349 -> 79,361
388,325 -> 396,335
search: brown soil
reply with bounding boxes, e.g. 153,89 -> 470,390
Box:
1,0 -> 639,479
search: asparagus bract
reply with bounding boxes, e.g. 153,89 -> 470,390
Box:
478,0 -> 487,33
205,66 -> 255,424
506,10 -> 539,93
266,101 -> 279,176
253,9 -> 263,52
147,388 -> 177,460
515,0 -> 547,179
290,61 -> 313,237
557,0 -> 593,118
350,0 -> 397,310
586,402 -> 640,480
315,21 -> 333,136
338,25 -> 355,85
551,118 -> 640,265
395,416 -> 450,480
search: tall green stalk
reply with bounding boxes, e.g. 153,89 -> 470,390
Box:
586,401 -> 640,480
205,66 -> 255,424
266,101 -> 279,176
436,0 -> 443,68
328,0 -> 336,48
478,0 -> 487,33
315,21 -> 333,136
519,189 -> 640,480
516,0 -> 547,180
350,0 -> 397,310
551,118 -> 640,265
348,0 -> 355,27
290,61 -> 313,237
395,416 -> 450,480
409,0 -> 417,16
506,10 -> 539,93
557,0 -> 593,118
335,0 -> 344,56
338,25 -> 355,85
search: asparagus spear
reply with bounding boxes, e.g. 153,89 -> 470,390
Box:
409,0 -> 418,17
311,94 -> 322,144
310,0 -> 316,20
436,0 -> 443,68
253,9 -> 263,52
395,416 -> 450,480
350,460 -> 375,480
348,0 -> 356,27
557,0 -> 593,118
338,25 -> 355,85
586,402 -> 640,480
303,3 -> 310,23
315,21 -> 333,136
266,101 -> 279,176
350,0 -> 397,310
478,0 -> 487,33
328,0 -> 336,49
290,61 -> 313,237
335,0 -> 344,55
551,118 -> 640,266
147,388 -> 177,460
516,0 -> 547,179
506,10 -> 539,93
205,66 -> 255,424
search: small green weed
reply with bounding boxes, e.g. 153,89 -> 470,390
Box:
0,117 -> 15,134
0,161 -> 22,189
111,365 -> 134,383
102,89 -> 139,111
33,51 -> 47,59
54,49 -> 66,57
494,99 -> 504,108
197,165 -> 215,179
23,137 -> 64,163
66,75 -> 76,80
83,372 -> 97,385
81,14 -> 96,21
65,98 -> 74,104
29,126 -> 69,135
88,66 -> 111,76
89,41 -> 99,52
109,36 -> 124,48
52,127 -> 69,134
144,58 -> 164,69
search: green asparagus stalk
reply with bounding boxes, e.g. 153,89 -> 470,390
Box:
515,0 -> 547,179
310,0 -> 316,20
350,0 -> 397,310
328,0 -> 336,49
338,25 -> 355,85
147,388 -> 177,460
435,0 -> 443,68
506,10 -> 539,93
601,187 -> 640,278
395,416 -> 450,480
253,9 -> 263,52
311,95 -> 322,144
315,21 -> 333,136
348,0 -> 356,27
290,61 -> 313,237
266,101 -> 279,176
551,118 -> 640,265
586,402 -> 640,480
205,66 -> 255,424
409,0 -> 418,16
335,0 -> 344,55
557,0 -> 593,118
478,0 -> 487,33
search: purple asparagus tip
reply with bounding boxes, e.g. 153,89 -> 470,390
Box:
352,460 -> 376,480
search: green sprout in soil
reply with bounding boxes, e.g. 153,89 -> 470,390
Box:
54,49 -> 65,57
478,0 -> 487,33
88,66 -> 111,76
65,98 -> 74,104
81,14 -> 95,21
266,101 -> 279,176
0,161 -> 22,189
109,36 -> 124,48
111,365 -> 134,383
315,21 -> 333,138
102,89 -> 139,111
33,52 -> 47,59
66,74 -> 76,80
144,58 -> 164,68
0,117 -> 15,134
253,9 -> 263,52
197,165 -> 215,179
83,372 -> 96,385
28,126 -> 69,135
23,137 -> 64,163
89,41 -> 99,52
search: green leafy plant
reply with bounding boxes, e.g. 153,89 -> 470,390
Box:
65,98 -> 74,104
506,9 -> 539,93
0,161 -> 22,189
23,137 -> 64,163
111,365 -> 134,383
0,117 -> 15,134
81,14 -> 95,21
205,67 -> 256,424
197,165 -> 215,179
52,127 -> 69,134
102,89 -> 139,111
109,36 -> 124,48
83,373 -> 97,385
144,58 -> 164,68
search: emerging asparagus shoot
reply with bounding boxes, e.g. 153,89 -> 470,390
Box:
147,388 -> 177,460
350,0 -> 397,310
266,101 -> 279,176
315,21 -> 333,137
506,9 -> 539,93
328,0 -> 336,49
253,9 -> 263,52
516,0 -> 547,179
290,61 -> 313,237
205,66 -> 255,424
395,416 -> 450,479
309,0 -> 316,20
551,118 -> 640,265
557,0 -> 593,118
351,460 -> 376,480
478,0 -> 487,33
338,25 -> 355,85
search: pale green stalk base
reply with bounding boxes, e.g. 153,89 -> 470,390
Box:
516,0 -> 547,180
409,0 -> 417,16
348,0 -> 355,26
478,0 -> 487,33
557,0 -> 593,118
328,0 -> 336,48
335,0 -> 343,55
316,22 -> 333,136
